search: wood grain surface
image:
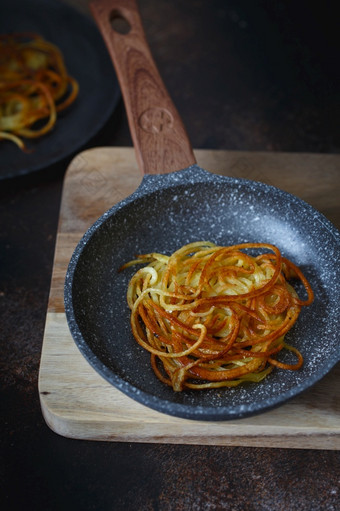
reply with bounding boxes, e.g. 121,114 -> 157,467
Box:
39,147 -> 340,448
90,0 -> 196,174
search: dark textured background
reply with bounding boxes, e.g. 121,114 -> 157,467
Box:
1,0 -> 339,509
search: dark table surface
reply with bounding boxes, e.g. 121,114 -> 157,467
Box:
1,1 -> 339,509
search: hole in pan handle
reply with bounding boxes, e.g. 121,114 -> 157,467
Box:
90,0 -> 197,175
110,10 -> 131,35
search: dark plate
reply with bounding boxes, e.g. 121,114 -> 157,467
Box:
0,0 -> 120,179
65,167 -> 340,421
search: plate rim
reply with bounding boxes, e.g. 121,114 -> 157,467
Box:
0,0 -> 121,180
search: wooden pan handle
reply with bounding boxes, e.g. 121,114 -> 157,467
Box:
90,0 -> 197,175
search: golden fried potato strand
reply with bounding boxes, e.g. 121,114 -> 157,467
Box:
121,242 -> 314,391
0,33 -> 79,151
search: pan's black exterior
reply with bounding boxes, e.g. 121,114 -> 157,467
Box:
65,165 -> 340,421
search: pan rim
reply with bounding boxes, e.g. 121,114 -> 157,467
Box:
64,165 -> 340,421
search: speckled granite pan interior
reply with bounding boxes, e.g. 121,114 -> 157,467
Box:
65,165 -> 340,420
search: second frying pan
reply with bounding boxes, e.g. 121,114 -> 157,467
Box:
64,0 -> 340,421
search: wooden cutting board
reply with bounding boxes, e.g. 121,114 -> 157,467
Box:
39,147 -> 340,449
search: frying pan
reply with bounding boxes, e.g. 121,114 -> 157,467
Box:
64,0 -> 340,421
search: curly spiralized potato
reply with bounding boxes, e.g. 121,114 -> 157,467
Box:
0,33 -> 78,151
121,241 -> 314,392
